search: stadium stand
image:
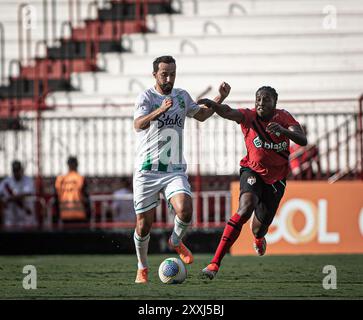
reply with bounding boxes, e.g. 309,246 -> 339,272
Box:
0,0 -> 362,231
39,0 -> 363,109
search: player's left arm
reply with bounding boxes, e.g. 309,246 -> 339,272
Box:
267,122 -> 308,146
193,82 -> 231,122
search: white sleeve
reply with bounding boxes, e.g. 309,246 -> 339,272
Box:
134,92 -> 152,120
184,91 -> 201,118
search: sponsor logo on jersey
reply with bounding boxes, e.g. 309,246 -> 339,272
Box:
253,136 -> 263,148
176,95 -> 185,109
247,176 -> 256,185
158,113 -> 183,129
253,136 -> 288,152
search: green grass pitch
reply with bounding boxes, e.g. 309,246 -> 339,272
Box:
1,254 -> 362,299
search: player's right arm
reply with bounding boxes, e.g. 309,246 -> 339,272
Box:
134,98 -> 173,130
197,98 -> 245,123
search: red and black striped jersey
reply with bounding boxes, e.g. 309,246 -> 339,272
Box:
238,108 -> 300,184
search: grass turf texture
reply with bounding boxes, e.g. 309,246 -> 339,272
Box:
1,254 -> 362,299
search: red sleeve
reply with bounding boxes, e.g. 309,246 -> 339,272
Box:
281,109 -> 300,127
238,108 -> 252,126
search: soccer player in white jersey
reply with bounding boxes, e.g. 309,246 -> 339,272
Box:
133,55 -> 230,283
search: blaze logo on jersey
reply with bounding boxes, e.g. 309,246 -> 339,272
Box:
253,136 -> 263,148
253,136 -> 288,152
247,176 -> 256,185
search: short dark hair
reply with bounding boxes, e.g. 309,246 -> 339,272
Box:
67,156 -> 78,167
256,86 -> 278,102
11,160 -> 22,171
153,55 -> 176,72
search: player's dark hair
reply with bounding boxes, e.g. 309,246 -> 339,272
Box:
67,156 -> 78,167
153,55 -> 176,72
256,86 -> 278,103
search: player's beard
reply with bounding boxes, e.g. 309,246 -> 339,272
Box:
160,82 -> 173,95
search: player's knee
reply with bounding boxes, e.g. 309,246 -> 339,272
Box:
237,211 -> 253,224
237,194 -> 257,220
176,208 -> 192,223
173,200 -> 193,223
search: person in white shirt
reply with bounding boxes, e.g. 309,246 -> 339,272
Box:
111,178 -> 135,223
133,55 -> 231,283
0,160 -> 37,228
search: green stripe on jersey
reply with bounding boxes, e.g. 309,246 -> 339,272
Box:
141,153 -> 152,171
158,143 -> 171,172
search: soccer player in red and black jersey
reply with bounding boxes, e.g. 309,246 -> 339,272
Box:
197,86 -> 307,280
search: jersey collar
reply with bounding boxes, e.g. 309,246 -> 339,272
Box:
151,86 -> 177,98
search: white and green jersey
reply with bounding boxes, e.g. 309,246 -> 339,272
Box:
134,87 -> 200,173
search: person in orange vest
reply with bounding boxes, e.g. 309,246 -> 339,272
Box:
54,156 -> 91,223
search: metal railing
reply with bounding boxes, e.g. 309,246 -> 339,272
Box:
1,97 -> 362,179
0,195 -> 47,231
227,97 -> 363,181
41,190 -> 231,230
289,112 -> 360,180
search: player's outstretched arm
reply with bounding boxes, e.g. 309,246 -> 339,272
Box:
197,98 -> 245,123
193,82 -> 231,122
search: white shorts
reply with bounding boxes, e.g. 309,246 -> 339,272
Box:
133,170 -> 192,214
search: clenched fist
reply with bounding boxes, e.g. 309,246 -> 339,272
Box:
160,96 -> 173,113
218,82 -> 231,99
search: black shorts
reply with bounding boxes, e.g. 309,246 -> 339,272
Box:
239,167 -> 286,226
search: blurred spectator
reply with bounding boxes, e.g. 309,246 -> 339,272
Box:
289,125 -> 321,179
109,178 -> 135,223
0,160 -> 37,228
54,156 -> 91,223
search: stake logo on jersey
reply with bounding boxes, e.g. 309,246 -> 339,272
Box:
158,113 -> 183,129
134,87 -> 200,173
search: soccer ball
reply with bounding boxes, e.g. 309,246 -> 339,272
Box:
158,257 -> 187,284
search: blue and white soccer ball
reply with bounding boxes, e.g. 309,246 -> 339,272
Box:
158,257 -> 187,284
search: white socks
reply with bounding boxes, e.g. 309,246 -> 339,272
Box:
134,230 -> 150,270
170,215 -> 191,246
134,215 -> 190,269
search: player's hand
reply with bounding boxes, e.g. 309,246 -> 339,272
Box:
197,98 -> 217,109
218,82 -> 231,99
266,122 -> 284,136
160,97 -> 173,112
